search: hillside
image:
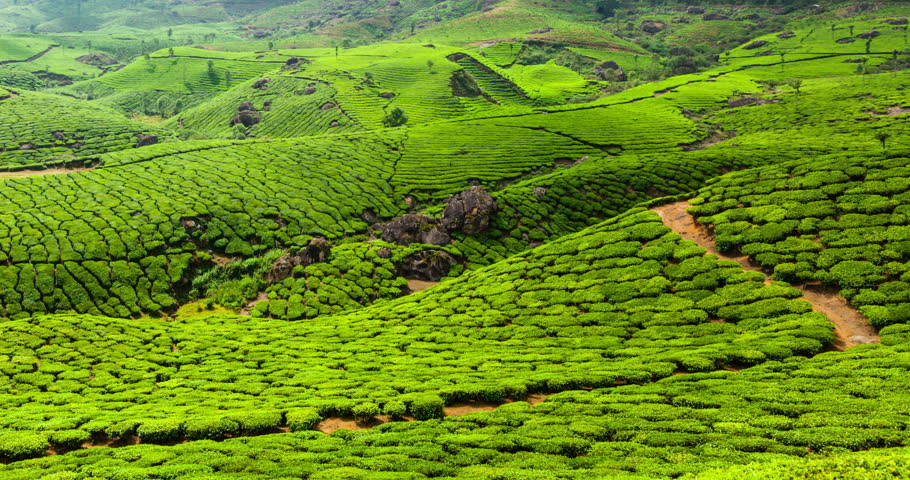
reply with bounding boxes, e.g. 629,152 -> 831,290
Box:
0,0 -> 907,478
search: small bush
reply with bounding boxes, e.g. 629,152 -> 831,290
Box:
137,418 -> 184,444
184,417 -> 239,440
287,408 -> 322,432
411,395 -> 445,420
0,432 -> 49,460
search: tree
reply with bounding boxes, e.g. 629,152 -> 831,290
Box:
788,79 -> 803,100
427,59 -> 434,72
225,69 -> 232,88
268,41 -> 274,50
207,59 -> 215,76
168,47 -> 175,57
381,107 -> 408,128
595,0 -> 621,19
167,28 -> 173,39
874,131 -> 891,151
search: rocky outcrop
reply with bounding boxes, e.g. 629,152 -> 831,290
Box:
375,187 -> 497,246
267,237 -> 332,282
856,31 -> 881,40
641,20 -> 666,34
777,31 -> 795,39
252,78 -> 271,90
135,134 -> 158,147
400,250 -> 455,281
595,61 -> 626,81
686,6 -> 705,14
702,13 -> 729,21
883,18 -> 908,25
376,215 -> 451,246
440,186 -> 497,235
743,40 -> 769,50
231,102 -> 262,128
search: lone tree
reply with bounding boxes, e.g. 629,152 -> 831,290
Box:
382,107 -> 409,128
595,0 -> 621,19
788,79 -> 803,100
427,59 -> 435,72
874,131 -> 892,151
168,47 -> 175,57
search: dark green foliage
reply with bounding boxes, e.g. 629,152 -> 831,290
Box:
382,107 -> 409,127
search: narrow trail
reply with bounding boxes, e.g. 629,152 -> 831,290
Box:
0,167 -> 94,179
652,201 -> 880,350
0,44 -> 59,66
407,279 -> 440,293
316,394 -> 551,434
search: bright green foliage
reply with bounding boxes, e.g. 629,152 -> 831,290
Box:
0,90 -> 161,169
286,409 -> 321,432
95,47 -> 284,94
690,154 -> 910,328
695,447 -> 910,480
137,418 -> 184,444
0,133 -> 404,317
0,432 -> 48,460
252,242 -> 409,320
0,209 -> 836,456
4,344 -> 910,477
170,75 -> 362,138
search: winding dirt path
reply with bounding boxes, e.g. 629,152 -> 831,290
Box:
0,167 -> 94,179
0,44 -> 59,66
652,201 -> 879,350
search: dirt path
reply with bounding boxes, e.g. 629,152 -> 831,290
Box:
652,201 -> 879,350
0,44 -> 59,66
0,167 -> 93,179
316,394 -> 552,434
407,279 -> 440,292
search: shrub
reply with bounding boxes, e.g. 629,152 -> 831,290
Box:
383,400 -> 407,418
287,408 -> 322,432
184,417 -> 239,440
48,430 -> 91,450
411,395 -> 445,420
232,411 -> 283,433
137,418 -> 184,444
0,432 -> 49,460
352,402 -> 380,422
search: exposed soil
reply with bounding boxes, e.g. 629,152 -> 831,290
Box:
0,167 -> 93,179
407,279 -> 440,292
470,38 -> 518,48
239,292 -> 269,316
652,201 -> 879,350
681,131 -> 737,151
443,400 -> 504,417
799,286 -> 879,349
317,416 -> 396,434
211,254 -> 234,267
867,106 -> 910,116
317,394 -> 552,433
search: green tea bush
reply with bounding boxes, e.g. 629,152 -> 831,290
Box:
0,432 -> 48,460
136,418 -> 184,444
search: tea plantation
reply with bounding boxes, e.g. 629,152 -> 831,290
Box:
0,0 -> 908,478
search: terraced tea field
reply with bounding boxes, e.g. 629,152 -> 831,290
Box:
0,1 -> 909,479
